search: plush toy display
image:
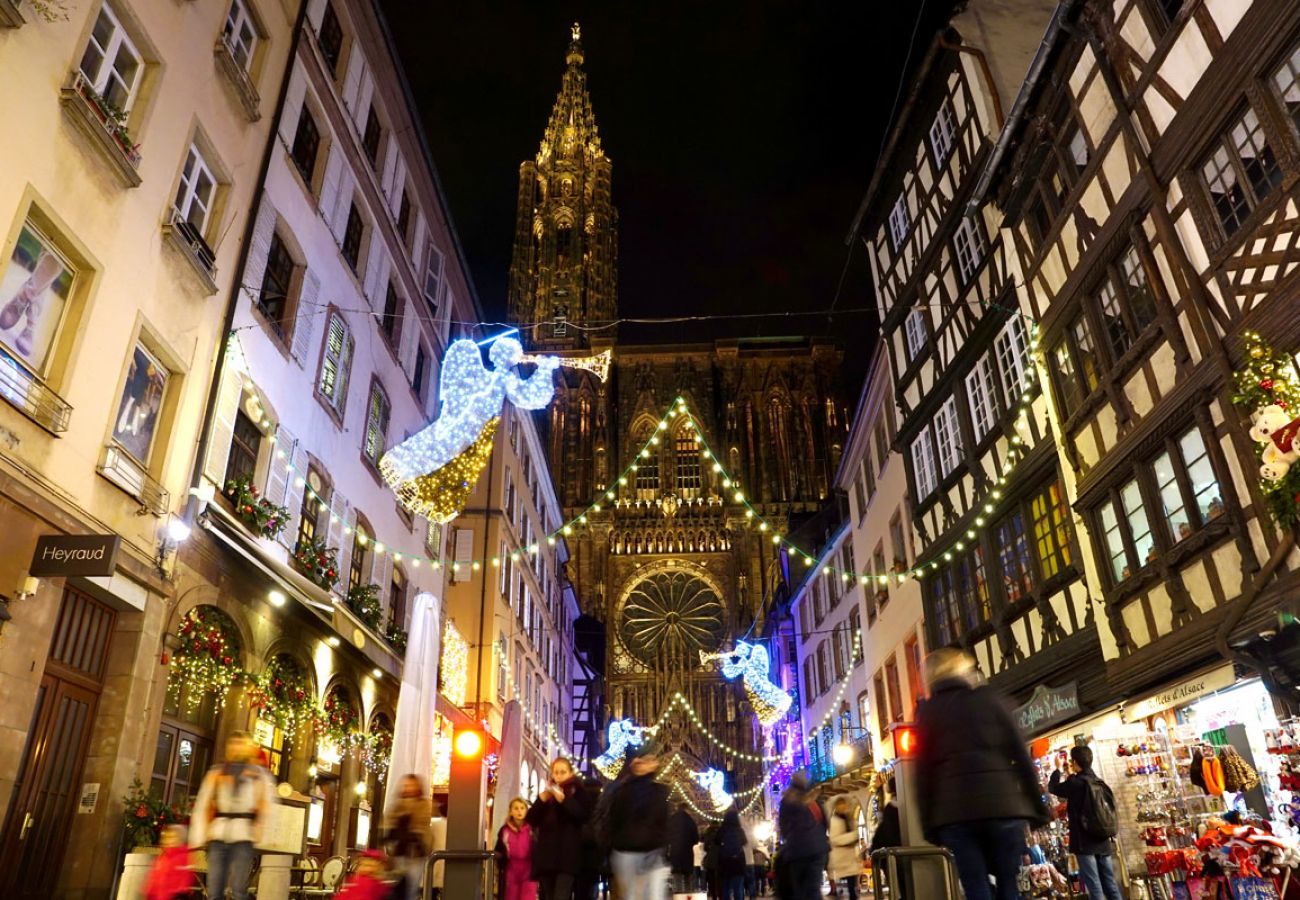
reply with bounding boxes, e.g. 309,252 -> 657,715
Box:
1250,404 -> 1300,481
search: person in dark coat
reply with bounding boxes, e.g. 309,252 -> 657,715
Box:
608,746 -> 671,900
776,773 -> 828,900
1049,746 -> 1122,900
915,648 -> 1047,900
574,777 -> 604,900
526,757 -> 595,900
869,778 -> 904,899
667,803 -> 700,893
702,824 -> 722,900
713,808 -> 749,900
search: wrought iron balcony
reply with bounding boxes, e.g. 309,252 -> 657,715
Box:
98,444 -> 170,516
0,351 -> 72,433
162,209 -> 219,294
214,34 -> 262,121
59,72 -> 142,188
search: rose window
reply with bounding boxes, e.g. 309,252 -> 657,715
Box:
618,571 -> 725,665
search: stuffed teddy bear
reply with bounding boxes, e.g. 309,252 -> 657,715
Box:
1251,404 -> 1300,481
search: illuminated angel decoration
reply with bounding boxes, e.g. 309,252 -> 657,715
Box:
379,335 -> 560,523
593,718 -> 646,779
690,767 -> 734,811
700,640 -> 793,727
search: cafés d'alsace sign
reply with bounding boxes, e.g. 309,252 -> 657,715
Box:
1015,682 -> 1081,736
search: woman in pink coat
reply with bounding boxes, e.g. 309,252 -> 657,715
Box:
495,797 -> 538,900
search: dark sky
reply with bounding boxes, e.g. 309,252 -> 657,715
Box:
381,1 -> 956,386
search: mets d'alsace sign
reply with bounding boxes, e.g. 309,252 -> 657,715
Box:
1014,682 -> 1081,737
29,534 -> 121,577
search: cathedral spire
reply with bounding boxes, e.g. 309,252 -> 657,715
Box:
540,21 -> 602,162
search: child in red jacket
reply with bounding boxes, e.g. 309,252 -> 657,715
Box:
336,849 -> 393,900
144,825 -> 195,900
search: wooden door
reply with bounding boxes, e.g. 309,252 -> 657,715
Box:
0,587 -> 115,898
151,722 -> 213,812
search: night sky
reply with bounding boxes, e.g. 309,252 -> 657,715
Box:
381,1 -> 956,386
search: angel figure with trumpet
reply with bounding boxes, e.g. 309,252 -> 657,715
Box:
379,330 -> 608,523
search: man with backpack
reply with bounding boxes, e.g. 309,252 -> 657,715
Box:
1049,745 -> 1121,900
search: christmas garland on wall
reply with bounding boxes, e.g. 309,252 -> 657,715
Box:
1233,332 -> 1300,531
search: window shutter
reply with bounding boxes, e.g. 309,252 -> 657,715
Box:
277,75 -> 307,146
279,438 -> 309,550
452,528 -> 474,583
353,69 -> 374,132
291,270 -> 321,366
203,366 -> 244,487
267,425 -> 293,523
329,172 -> 354,242
318,150 -> 344,226
327,496 -> 351,597
372,548 -> 392,612
363,247 -> 386,307
242,196 -> 278,307
337,331 -> 354,417
341,49 -> 364,114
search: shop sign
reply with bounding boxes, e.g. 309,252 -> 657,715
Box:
29,534 -> 121,577
1014,682 -> 1080,736
1123,664 -> 1236,722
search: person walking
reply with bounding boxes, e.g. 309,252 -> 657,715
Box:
667,803 -> 700,895
827,797 -> 861,900
385,773 -> 434,900
496,797 -> 539,900
776,773 -> 828,900
703,823 -> 722,900
189,731 -> 274,900
527,757 -> 594,900
575,776 -> 606,900
607,745 -> 671,900
868,779 -> 904,899
914,648 -> 1047,900
1049,746 -> 1122,900
714,808 -> 749,900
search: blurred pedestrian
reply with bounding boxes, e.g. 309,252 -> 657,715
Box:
385,773 -> 433,900
575,776 -> 605,900
827,797 -> 860,900
190,731 -> 274,900
868,778 -> 904,899
527,757 -> 594,900
1049,745 -> 1121,900
144,824 -> 193,900
714,807 -> 749,900
915,648 -> 1047,900
608,745 -> 670,900
667,802 -> 700,894
776,773 -> 828,900
335,849 -> 392,900
703,823 -> 721,899
495,797 -> 538,900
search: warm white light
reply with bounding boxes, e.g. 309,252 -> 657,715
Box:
372,668 -> 382,679
166,518 -> 192,543
753,821 -> 774,842
833,743 -> 855,767
268,590 -> 287,608
354,780 -> 368,797
326,636 -> 340,648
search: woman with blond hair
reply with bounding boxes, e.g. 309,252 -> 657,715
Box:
385,773 -> 433,900
914,648 -> 1047,900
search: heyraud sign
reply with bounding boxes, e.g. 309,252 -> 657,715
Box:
1015,682 -> 1080,736
29,534 -> 121,577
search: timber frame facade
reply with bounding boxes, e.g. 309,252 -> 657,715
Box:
978,0 -> 1300,699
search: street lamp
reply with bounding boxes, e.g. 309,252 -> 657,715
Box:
832,742 -> 856,767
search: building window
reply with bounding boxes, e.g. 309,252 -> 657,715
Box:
905,635 -> 924,715
290,107 -> 320,186
412,343 -> 428,401
816,642 -> 829,695
994,509 -> 1034,604
849,606 -> 862,662
852,474 -> 867,520
1096,246 -> 1159,358
934,396 -> 962,478
966,353 -> 998,442
296,466 -> 327,550
362,105 -> 382,166
350,520 -> 372,591
857,691 -> 871,735
904,309 -> 927,360
257,231 -> 295,333
873,544 -> 888,608
397,191 -> 412,242
812,580 -> 825,625
381,282 -> 401,343
885,657 -> 904,724
342,203 -> 364,273
112,343 -> 169,465
174,145 -> 217,236
957,546 -> 990,631
888,194 -> 911,250
222,0 -> 258,71
953,217 -> 985,284
0,221 -> 75,378
994,316 -> 1031,401
226,409 -> 261,486
889,513 -> 907,569
1031,480 -> 1073,581
362,382 -> 389,464
1271,42 -> 1300,133
910,429 -> 937,500
317,2 -> 344,74
861,452 -> 876,505
929,97 -> 957,165
1200,107 -> 1283,237
389,566 -> 407,632
423,242 -> 443,314
78,2 -> 143,112
874,673 -> 889,737
634,426 -> 659,498
318,312 -> 353,414
928,568 -> 959,646
1051,316 -> 1101,417
674,427 -> 702,496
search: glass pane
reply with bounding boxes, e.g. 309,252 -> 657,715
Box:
1101,502 -> 1127,580
1154,450 -> 1188,542
153,729 -> 175,778
1121,479 -> 1155,567
1098,278 -> 1132,357
1072,318 -> 1100,391
1273,44 -> 1300,132
1180,429 -> 1223,522
1120,247 -> 1157,329
175,737 -> 195,783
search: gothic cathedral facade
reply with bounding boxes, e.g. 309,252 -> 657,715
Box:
508,26 -> 847,774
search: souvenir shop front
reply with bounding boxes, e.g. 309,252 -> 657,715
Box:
1022,667 -> 1300,899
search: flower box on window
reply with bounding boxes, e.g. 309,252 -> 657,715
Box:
224,474 -> 289,540
162,208 -> 218,294
59,71 -> 142,187
344,583 -> 382,630
213,35 -> 261,121
292,537 -> 339,591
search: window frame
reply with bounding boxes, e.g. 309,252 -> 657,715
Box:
226,408 -> 262,487
317,2 -> 345,76
317,310 -> 353,417
174,144 -> 218,238
341,202 -> 365,273
256,230 -> 297,338
78,2 -> 144,113
934,395 -> 963,478
222,0 -> 259,72
953,216 -> 986,284
965,352 -> 999,443
362,380 -> 390,465
888,193 -> 911,250
290,105 -> 321,188
929,96 -> 957,166
1197,104 -> 1284,239
910,427 -> 938,500
904,309 -> 927,361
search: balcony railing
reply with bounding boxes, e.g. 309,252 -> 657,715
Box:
214,35 -> 262,121
60,71 -> 142,187
99,444 -> 170,516
0,350 -> 72,433
162,209 -> 219,294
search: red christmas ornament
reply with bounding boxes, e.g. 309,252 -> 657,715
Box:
1262,378 -> 1274,390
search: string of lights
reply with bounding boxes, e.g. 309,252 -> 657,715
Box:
804,635 -> 864,747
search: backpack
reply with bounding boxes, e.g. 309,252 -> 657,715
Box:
1078,775 -> 1118,841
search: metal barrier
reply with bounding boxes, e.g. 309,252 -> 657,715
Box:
421,849 -> 497,900
870,845 -> 963,900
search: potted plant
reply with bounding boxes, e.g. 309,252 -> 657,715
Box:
292,537 -> 339,591
121,778 -> 182,850
224,474 -> 290,540
384,619 -> 408,655
345,583 -> 382,630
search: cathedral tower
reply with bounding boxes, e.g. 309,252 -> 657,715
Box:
507,23 -> 618,352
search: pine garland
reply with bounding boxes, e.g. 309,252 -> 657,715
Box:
1231,331 -> 1300,530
